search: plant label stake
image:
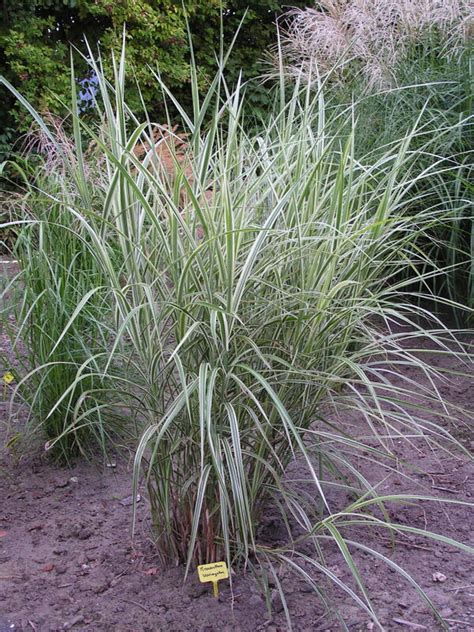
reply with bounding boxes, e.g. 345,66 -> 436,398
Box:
2,371 -> 14,400
197,561 -> 229,598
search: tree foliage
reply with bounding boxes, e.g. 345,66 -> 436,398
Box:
0,0 -> 305,152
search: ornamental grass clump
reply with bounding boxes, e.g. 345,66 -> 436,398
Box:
279,0 -> 473,89
0,114 -> 114,459
278,0 -> 473,315
1,43 -> 472,626
7,199 -> 107,459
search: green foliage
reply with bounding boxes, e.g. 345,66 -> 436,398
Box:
279,2 -> 473,314
342,48 -> 473,315
1,5 -> 73,129
2,168 -> 112,460
0,1 -> 306,141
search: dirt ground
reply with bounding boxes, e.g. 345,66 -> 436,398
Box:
1,265 -> 473,631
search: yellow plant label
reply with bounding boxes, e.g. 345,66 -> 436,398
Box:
2,372 -> 14,385
197,561 -> 229,597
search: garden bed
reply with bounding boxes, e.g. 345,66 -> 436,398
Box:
1,315 -> 472,631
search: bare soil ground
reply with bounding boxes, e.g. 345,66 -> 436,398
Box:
1,262 -> 473,631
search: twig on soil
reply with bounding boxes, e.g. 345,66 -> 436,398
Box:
432,485 -> 457,494
379,537 -> 433,552
27,621 -> 38,632
119,598 -> 149,613
421,506 -> 428,532
392,618 -> 427,629
445,584 -> 474,592
109,569 -> 127,587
